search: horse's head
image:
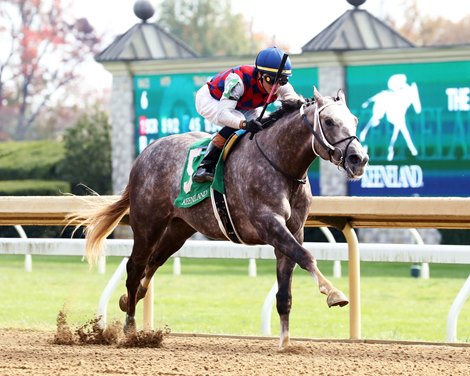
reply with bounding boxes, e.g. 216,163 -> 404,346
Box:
409,82 -> 422,114
302,87 -> 369,180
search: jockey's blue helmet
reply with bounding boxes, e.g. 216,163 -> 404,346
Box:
255,47 -> 292,77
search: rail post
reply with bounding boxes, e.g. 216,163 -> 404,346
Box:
143,277 -> 154,330
342,223 -> 361,340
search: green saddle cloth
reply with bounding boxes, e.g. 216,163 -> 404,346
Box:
173,138 -> 225,208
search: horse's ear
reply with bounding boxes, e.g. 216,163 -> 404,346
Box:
337,89 -> 346,103
313,86 -> 321,101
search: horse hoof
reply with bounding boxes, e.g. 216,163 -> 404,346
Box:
278,337 -> 291,352
124,315 -> 136,335
327,289 -> 349,307
119,294 -> 128,312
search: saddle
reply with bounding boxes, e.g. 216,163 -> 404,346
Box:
174,130 -> 247,243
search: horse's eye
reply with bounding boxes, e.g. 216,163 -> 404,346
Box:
324,118 -> 334,127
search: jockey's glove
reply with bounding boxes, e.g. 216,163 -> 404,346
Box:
243,119 -> 263,139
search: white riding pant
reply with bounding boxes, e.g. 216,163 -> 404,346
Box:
195,85 -> 261,129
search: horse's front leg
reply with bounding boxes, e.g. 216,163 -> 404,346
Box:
260,214 -> 349,307
299,243 -> 349,308
309,261 -> 349,307
274,250 -> 296,351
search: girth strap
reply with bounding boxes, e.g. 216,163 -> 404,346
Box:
210,188 -> 245,244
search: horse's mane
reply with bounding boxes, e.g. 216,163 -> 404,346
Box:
261,98 -> 314,128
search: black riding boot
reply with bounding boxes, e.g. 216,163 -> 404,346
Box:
192,142 -> 222,183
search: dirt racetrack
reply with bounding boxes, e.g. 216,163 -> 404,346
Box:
1,328 -> 469,376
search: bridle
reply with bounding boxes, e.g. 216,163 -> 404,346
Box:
253,97 -> 358,185
300,99 -> 358,168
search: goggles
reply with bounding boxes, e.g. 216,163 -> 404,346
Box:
263,74 -> 289,86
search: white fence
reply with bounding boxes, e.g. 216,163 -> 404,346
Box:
1,237 -> 469,342
4,238 -> 469,264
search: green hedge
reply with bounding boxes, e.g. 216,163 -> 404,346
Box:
0,140 -> 70,196
0,140 -> 65,180
0,180 -> 70,196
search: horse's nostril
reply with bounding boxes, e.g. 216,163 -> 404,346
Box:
348,154 -> 369,167
347,154 -> 361,166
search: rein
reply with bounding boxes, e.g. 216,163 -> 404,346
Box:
300,101 -> 358,168
254,135 -> 307,184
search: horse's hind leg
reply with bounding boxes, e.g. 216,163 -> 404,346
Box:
122,241 -> 156,333
139,218 -> 195,295
122,218 -> 195,332
120,214 -> 170,333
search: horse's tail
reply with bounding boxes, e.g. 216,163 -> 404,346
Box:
69,187 -> 130,266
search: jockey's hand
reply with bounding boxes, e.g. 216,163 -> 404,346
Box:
281,98 -> 305,111
244,119 -> 263,139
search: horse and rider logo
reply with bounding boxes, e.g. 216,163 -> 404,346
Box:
359,74 -> 421,161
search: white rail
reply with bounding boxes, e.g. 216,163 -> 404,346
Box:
3,238 -> 469,263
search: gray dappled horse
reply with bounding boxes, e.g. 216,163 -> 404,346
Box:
78,87 -> 369,350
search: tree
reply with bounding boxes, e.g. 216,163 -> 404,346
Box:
0,0 -> 101,140
59,106 -> 112,195
386,0 -> 470,46
157,0 -> 270,57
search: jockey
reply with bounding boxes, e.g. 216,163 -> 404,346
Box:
192,46 -> 303,183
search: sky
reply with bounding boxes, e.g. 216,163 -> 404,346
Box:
73,0 -> 469,52
70,0 -> 470,89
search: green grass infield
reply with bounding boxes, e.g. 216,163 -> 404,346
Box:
1,255 -> 469,342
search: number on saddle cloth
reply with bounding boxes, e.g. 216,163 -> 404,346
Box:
173,130 -> 247,209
